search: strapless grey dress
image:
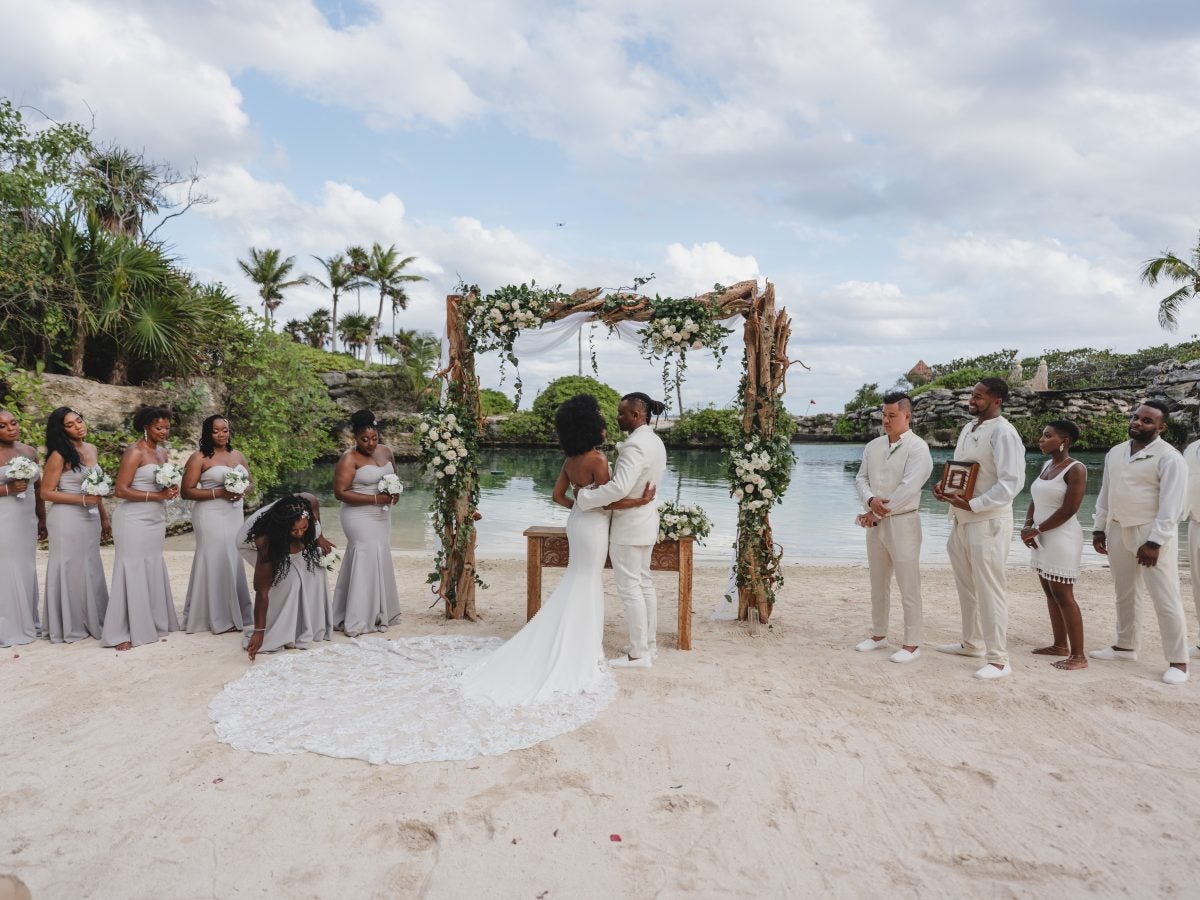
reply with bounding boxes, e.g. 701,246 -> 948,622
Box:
0,461 -> 40,647
44,465 -> 108,642
332,463 -> 401,636
101,464 -> 180,647
183,464 -> 252,633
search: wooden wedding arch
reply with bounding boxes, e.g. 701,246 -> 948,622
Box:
432,279 -> 793,626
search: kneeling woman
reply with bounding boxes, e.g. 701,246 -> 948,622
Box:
240,494 -> 335,660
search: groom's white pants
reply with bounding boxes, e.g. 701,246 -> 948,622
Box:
610,543 -> 657,658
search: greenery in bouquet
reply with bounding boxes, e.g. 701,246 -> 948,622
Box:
657,502 -> 712,543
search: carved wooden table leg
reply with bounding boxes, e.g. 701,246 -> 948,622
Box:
678,538 -> 693,650
526,535 -> 542,621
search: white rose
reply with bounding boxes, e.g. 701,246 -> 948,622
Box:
744,483 -> 755,493
744,442 -> 753,451
446,414 -> 457,423
500,324 -> 510,333
444,464 -> 456,475
762,488 -> 774,499
442,431 -> 452,441
692,341 -> 702,350
431,456 -> 442,466
733,490 -> 744,501
435,441 -> 446,452
753,474 -> 764,485
419,422 -> 429,433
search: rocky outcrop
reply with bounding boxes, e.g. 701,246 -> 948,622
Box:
36,374 -> 222,433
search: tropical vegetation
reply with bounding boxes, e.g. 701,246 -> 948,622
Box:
1141,231 -> 1200,331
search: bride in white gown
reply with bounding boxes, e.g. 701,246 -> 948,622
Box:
210,394 -> 656,764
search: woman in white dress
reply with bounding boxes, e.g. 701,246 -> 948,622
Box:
0,409 -> 46,647
463,393 -> 655,705
331,409 -> 400,636
181,415 -> 253,634
1020,420 -> 1088,670
241,494 -> 335,659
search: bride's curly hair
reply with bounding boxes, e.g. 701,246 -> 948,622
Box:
243,494 -> 322,585
555,394 -> 606,457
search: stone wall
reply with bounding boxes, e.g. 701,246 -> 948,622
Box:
319,369 -> 422,456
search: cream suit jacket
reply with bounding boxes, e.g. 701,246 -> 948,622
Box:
574,424 -> 667,545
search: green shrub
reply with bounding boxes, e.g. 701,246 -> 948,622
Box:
1011,413 -> 1057,447
833,415 -> 856,436
1077,409 -> 1130,451
530,376 -> 621,436
665,407 -> 740,446
911,367 -> 1008,397
291,344 -> 365,374
496,410 -> 553,443
480,388 -> 514,416
843,382 -> 882,413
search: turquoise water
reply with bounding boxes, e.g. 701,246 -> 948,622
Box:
215,444 -> 1187,568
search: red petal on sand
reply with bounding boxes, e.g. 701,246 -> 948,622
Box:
609,835 -> 622,842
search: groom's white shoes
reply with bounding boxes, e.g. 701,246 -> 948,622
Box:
621,644 -> 659,659
610,655 -> 652,668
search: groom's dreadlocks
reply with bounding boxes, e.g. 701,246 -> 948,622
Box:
622,392 -> 667,421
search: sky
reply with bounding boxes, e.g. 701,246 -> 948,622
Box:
4,0 -> 1200,413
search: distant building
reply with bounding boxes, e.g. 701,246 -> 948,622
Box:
906,360 -> 932,385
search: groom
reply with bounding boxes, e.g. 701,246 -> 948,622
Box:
574,392 -> 667,668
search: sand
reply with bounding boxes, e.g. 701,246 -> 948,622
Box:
4,550 -> 1199,899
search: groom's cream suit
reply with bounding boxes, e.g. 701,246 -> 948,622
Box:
575,424 -> 668,658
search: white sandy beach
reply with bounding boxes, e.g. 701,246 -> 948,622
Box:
4,550 -> 1200,899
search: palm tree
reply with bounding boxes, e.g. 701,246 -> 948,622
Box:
1142,232 -> 1200,331
359,242 -> 426,364
301,308 -> 332,348
83,147 -> 162,238
236,247 -> 308,323
337,312 -> 373,360
308,253 -> 366,352
346,245 -> 369,314
283,319 -> 305,343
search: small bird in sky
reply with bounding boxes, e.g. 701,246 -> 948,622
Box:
556,222 -> 565,227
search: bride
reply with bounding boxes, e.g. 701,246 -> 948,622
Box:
462,393 -> 654,705
211,393 -> 656,765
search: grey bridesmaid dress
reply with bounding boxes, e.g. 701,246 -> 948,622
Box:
44,465 -> 109,642
0,462 -> 40,647
332,462 -> 400,636
101,463 -> 180,648
236,500 -> 332,653
183,465 -> 251,633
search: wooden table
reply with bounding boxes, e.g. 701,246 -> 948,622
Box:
522,525 -> 694,650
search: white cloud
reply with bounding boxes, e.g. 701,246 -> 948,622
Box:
663,242 -> 760,295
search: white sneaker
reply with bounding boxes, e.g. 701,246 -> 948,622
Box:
1162,666 -> 1189,685
936,643 -> 985,658
621,645 -> 659,659
1189,645 -> 1200,659
609,655 -> 652,669
973,663 -> 1012,680
855,637 -> 888,652
890,648 -> 921,664
1088,647 -> 1138,661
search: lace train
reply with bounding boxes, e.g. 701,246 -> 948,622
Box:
209,635 -> 617,765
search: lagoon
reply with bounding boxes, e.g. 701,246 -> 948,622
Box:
167,444 -> 1187,569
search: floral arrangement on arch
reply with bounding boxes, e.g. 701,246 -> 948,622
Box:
635,295 -> 732,410
418,400 -> 484,591
657,502 -> 713,543
461,281 -> 566,407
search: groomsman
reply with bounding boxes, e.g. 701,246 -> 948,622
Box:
1185,436 -> 1200,660
853,392 -> 933,663
933,378 -> 1026,679
1090,401 -> 1190,684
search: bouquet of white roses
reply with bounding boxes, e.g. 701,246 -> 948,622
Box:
657,502 -> 713,543
5,455 -> 40,499
377,473 -> 404,496
319,546 -> 342,571
223,465 -> 251,497
81,468 -> 112,515
155,462 -> 184,489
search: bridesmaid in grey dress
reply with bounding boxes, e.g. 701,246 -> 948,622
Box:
0,409 -> 46,647
101,406 -> 181,650
331,409 -> 400,636
240,494 -> 334,659
40,407 -> 111,642
181,415 -> 252,633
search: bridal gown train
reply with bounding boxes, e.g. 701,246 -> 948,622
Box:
210,502 -> 617,764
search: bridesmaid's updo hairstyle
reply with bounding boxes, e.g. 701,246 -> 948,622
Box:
350,409 -> 378,436
555,394 -> 606,457
621,392 -> 667,419
133,405 -> 173,433
198,415 -> 231,458
243,494 -> 321,584
1047,419 -> 1080,447
45,406 -> 83,471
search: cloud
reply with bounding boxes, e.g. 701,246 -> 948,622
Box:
662,242 -> 760,295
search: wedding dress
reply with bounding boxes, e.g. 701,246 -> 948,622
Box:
210,499 -> 617,765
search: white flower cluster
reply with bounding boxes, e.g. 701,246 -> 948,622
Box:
730,440 -> 778,511
223,465 -> 251,496
5,455 -> 40,498
319,547 -> 342,571
155,462 -> 184,489
468,289 -> 552,347
419,412 -> 469,481
377,473 -> 404,496
657,502 -> 713,543
646,316 -> 705,353
81,468 -> 112,497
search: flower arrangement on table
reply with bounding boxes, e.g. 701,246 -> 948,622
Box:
4,455 -> 40,499
155,462 -> 184,489
657,502 -> 712,543
223,465 -> 251,497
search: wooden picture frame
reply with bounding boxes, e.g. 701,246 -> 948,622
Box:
938,460 -> 980,501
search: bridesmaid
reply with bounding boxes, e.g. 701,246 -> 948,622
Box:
331,409 -> 400,636
181,415 -> 253,634
0,409 -> 46,647
101,405 -> 180,650
240,494 -> 334,660
40,407 -> 111,642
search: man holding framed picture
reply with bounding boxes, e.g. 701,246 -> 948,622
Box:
933,377 -> 1026,679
